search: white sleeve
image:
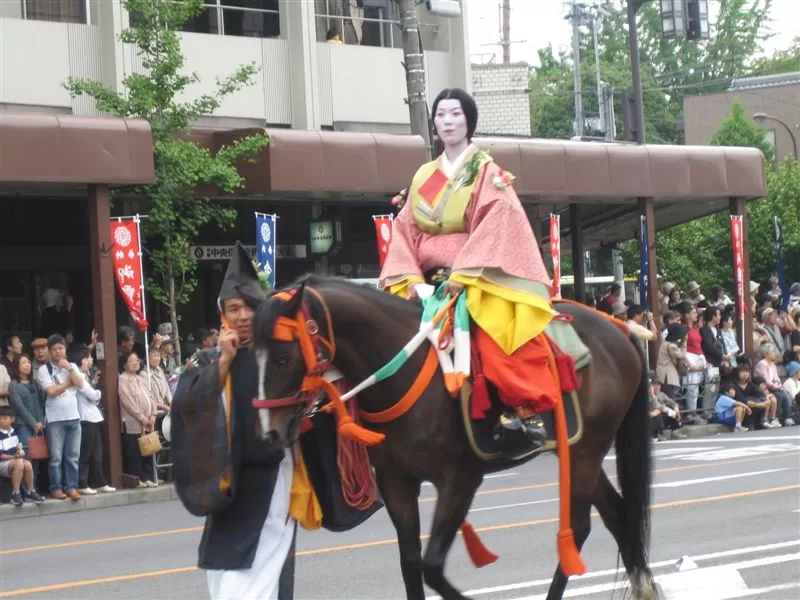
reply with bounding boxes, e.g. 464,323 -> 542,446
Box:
36,364 -> 55,391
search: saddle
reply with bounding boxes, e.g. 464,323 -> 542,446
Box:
423,268 -> 587,463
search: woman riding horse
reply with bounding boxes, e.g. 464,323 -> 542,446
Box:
381,88 -> 557,445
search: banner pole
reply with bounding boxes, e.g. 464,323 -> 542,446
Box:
134,214 -> 151,388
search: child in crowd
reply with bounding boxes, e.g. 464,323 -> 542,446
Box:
714,383 -> 751,433
0,406 -> 46,506
751,376 -> 781,428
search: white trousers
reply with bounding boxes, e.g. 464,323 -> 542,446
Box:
207,449 -> 296,600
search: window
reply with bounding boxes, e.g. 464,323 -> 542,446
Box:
316,0 -> 399,48
184,0 -> 280,38
23,0 -> 87,24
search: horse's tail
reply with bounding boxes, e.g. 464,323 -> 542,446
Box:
613,346 -> 652,573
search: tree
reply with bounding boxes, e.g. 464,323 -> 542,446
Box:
710,102 -> 775,162
64,0 -> 268,360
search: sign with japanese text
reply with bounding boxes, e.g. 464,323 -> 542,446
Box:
309,220 -> 336,255
372,215 -> 393,267
110,219 -> 147,331
188,244 -> 306,261
549,214 -> 561,298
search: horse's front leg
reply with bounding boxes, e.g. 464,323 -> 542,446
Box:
423,469 -> 483,600
375,467 -> 425,600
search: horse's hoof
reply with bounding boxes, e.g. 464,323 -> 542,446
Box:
631,568 -> 655,600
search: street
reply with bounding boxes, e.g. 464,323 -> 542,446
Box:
1,430 -> 799,600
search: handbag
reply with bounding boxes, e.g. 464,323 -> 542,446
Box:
26,432 -> 49,460
138,430 -> 162,457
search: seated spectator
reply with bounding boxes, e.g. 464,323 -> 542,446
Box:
650,374 -> 685,441
657,324 -> 690,399
749,376 -> 780,429
69,346 -> 115,495
118,351 -> 157,488
0,406 -> 45,506
713,382 -> 751,432
719,309 -> 742,371
784,361 -> 800,404
760,308 -> 787,370
753,343 -> 794,426
36,334 -> 84,501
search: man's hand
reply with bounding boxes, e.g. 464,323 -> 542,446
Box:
34,422 -> 45,433
444,280 -> 465,297
16,447 -> 25,458
219,329 -> 239,364
56,358 -> 71,370
152,333 -> 162,349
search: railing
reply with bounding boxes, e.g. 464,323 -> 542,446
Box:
315,12 -> 400,48
183,1 -> 280,38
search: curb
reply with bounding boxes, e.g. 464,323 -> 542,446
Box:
0,484 -> 180,522
0,425 -> 738,521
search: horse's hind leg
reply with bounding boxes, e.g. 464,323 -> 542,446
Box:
423,470 -> 483,600
594,471 -> 655,599
544,491 -> 593,600
376,468 -> 425,600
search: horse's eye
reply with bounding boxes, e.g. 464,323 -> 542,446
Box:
274,353 -> 291,367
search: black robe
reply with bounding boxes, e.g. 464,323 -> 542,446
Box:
171,346 -> 382,574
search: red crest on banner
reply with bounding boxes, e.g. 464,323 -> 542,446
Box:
110,220 -> 148,331
373,216 -> 393,267
549,214 -> 561,298
730,215 -> 745,318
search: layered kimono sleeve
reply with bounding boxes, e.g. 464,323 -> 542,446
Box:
171,351 -> 237,517
379,203 -> 425,297
449,162 -> 554,353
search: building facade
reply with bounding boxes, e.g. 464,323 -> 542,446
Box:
683,72 -> 800,163
0,0 -> 472,131
471,63 -> 531,136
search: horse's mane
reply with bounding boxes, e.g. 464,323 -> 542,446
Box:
252,273 -> 420,349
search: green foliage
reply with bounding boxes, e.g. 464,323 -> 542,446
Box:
751,36 -> 800,75
252,258 -> 273,292
63,0 -> 268,356
709,102 -> 775,162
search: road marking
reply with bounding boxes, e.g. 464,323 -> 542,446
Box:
429,539 -> 800,599
652,468 -> 789,489
423,472 -> 519,487
663,435 -> 800,443
2,487 -> 798,597
470,498 -> 558,513
3,452 -> 798,557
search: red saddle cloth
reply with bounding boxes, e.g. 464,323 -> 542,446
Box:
470,327 -> 579,420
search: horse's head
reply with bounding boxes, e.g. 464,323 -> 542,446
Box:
251,282 -> 335,447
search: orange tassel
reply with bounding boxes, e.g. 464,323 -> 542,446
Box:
557,529 -> 586,577
460,521 -> 498,568
320,378 -> 386,446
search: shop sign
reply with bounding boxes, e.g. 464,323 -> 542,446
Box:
309,220 -> 341,255
189,244 -> 307,261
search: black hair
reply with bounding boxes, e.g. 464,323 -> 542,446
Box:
9,353 -> 32,382
117,326 -> 135,343
676,301 -> 695,317
704,306 -> 721,323
68,344 -> 91,366
47,334 -> 66,350
627,305 -> 645,320
432,88 -> 478,140
751,375 -> 766,387
118,350 -> 140,374
2,333 -> 19,353
0,406 -> 14,418
326,26 -> 340,40
665,323 -> 689,342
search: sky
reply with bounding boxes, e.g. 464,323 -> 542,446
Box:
466,0 -> 800,66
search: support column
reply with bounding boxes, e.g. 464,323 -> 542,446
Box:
282,0 -> 322,129
89,185 -> 122,486
639,197 -> 660,366
730,197 -> 754,358
569,203 -> 586,303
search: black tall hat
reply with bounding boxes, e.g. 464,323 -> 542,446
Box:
218,241 -> 265,311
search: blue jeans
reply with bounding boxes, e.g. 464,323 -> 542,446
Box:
773,390 -> 792,423
47,419 -> 81,492
16,424 -> 34,446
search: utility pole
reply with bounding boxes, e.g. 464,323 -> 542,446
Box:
501,0 -> 511,64
400,0 -> 432,158
592,14 -> 605,136
569,0 -> 584,137
626,0 -> 647,144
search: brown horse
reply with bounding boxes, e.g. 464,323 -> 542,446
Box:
252,275 -> 655,600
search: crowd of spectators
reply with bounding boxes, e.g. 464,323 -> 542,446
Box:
592,278 -> 800,440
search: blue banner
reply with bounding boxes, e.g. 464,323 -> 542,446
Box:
639,214 -> 649,309
775,216 -> 788,311
256,213 -> 276,289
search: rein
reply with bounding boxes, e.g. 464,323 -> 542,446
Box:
252,287 -> 459,446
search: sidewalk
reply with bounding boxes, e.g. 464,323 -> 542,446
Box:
1,423 -> 733,521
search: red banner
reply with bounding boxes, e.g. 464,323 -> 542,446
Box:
549,214 -> 561,298
730,215 -> 745,319
373,215 -> 393,267
110,219 -> 148,331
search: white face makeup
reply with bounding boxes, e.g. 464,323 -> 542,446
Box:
434,98 -> 469,148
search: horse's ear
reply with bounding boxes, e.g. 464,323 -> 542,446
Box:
283,283 -> 305,316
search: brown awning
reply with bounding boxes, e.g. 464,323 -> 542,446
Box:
475,137 -> 767,201
0,114 -> 155,186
